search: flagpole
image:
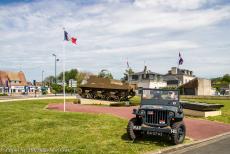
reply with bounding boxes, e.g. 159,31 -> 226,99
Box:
178,52 -> 180,69
62,40 -> 66,112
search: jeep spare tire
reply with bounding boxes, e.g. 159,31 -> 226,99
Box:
127,118 -> 142,140
171,121 -> 186,145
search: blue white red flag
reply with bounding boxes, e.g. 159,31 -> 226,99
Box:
179,52 -> 183,65
64,30 -> 77,45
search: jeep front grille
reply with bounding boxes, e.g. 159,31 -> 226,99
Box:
144,110 -> 168,125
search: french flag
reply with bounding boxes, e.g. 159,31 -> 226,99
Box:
64,30 -> 77,45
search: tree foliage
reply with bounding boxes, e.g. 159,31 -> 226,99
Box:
222,74 -> 230,83
212,74 -> 230,92
58,69 -> 78,83
212,74 -> 230,84
98,69 -> 113,79
44,69 -> 93,94
44,75 -> 55,85
122,68 -> 134,81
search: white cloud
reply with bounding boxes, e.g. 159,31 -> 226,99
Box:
134,0 -> 217,10
0,0 -> 229,81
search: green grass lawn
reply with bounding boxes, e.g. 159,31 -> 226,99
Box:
181,99 -> 230,124
0,99 -> 173,154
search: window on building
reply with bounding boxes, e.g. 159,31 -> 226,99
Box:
132,75 -> 139,81
142,74 -> 149,79
138,87 -> 143,94
157,75 -> 161,81
149,75 -> 154,79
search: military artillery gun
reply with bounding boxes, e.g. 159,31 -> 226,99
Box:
78,76 -> 136,101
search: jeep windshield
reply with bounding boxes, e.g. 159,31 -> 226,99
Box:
141,89 -> 179,106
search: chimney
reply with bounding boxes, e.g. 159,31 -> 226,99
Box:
171,67 -> 177,75
143,66 -> 147,78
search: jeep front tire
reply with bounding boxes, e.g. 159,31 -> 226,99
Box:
171,121 -> 186,145
127,118 -> 142,140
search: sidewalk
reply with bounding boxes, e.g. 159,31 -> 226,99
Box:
47,103 -> 230,141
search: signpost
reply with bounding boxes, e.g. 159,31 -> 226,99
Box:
69,79 -> 77,96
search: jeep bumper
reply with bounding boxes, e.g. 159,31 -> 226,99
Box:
133,125 -> 177,134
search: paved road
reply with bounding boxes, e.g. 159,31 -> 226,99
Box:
167,134 -> 230,154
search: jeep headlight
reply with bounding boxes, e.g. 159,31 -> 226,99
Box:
169,111 -> 174,117
139,110 -> 145,115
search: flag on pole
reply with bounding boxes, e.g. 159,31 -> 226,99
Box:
126,60 -> 130,68
179,52 -> 183,65
64,30 -> 77,44
62,28 -> 77,112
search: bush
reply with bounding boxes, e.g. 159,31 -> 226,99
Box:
129,96 -> 141,106
73,99 -> 81,104
42,90 -> 48,95
51,83 -> 63,93
0,93 -> 8,96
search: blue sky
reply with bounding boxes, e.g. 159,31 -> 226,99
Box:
0,0 -> 230,81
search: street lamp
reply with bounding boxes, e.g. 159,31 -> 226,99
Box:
42,70 -> 44,86
52,54 -> 59,83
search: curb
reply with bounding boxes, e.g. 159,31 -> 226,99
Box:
148,132 -> 230,154
0,96 -> 76,103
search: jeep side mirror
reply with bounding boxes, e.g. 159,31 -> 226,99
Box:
133,109 -> 137,114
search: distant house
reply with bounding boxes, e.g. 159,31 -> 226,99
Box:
128,66 -> 167,94
164,67 -> 196,87
0,71 -> 27,94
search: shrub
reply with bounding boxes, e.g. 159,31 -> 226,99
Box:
42,91 -> 48,95
73,99 -> 81,104
129,96 -> 141,106
0,93 -> 8,96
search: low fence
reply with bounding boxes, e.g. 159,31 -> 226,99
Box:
181,95 -> 230,100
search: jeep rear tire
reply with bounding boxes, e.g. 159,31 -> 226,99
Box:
171,121 -> 186,145
127,118 -> 142,140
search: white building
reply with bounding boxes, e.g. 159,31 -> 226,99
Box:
164,67 -> 196,87
128,66 -> 167,94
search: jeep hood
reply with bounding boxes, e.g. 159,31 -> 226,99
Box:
140,105 -> 178,112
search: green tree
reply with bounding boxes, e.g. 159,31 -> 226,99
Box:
98,69 -> 113,79
58,69 -> 78,83
122,68 -> 134,81
211,74 -> 230,92
51,83 -> 62,93
222,74 -> 230,83
44,75 -> 55,86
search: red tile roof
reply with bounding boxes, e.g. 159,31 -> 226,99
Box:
0,70 -> 27,86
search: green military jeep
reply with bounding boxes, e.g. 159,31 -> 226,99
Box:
127,88 -> 186,145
